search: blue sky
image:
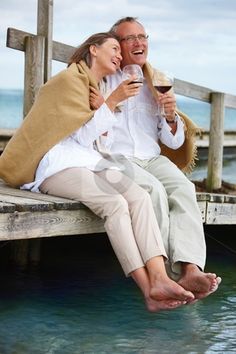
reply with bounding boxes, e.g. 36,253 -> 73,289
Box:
0,0 -> 236,95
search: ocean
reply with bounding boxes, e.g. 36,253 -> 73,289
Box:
1,88 -> 236,183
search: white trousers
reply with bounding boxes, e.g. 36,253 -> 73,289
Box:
125,155 -> 206,276
40,167 -> 167,276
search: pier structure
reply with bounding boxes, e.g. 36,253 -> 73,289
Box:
0,0 -> 236,265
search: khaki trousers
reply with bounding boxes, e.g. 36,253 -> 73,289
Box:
40,167 -> 167,276
127,155 -> 206,276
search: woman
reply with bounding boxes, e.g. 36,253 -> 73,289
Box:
0,32 -> 195,311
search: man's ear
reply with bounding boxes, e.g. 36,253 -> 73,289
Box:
89,44 -> 97,57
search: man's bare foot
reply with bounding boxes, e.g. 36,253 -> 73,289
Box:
194,276 -> 222,300
145,297 -> 187,312
149,273 -> 195,303
178,264 -> 221,299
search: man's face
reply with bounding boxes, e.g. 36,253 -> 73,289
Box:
116,21 -> 148,68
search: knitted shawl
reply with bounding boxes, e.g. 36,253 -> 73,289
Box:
143,62 -> 201,173
0,61 -> 98,187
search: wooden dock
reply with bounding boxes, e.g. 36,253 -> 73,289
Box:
1,179 -> 236,243
1,0 -> 236,265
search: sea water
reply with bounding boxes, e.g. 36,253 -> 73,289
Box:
0,232 -> 236,354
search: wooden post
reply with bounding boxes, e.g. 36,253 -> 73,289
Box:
23,35 -> 45,117
206,92 -> 225,191
11,35 -> 45,267
37,0 -> 53,81
10,240 -> 29,268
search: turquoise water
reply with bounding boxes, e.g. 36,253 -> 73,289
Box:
0,232 -> 236,354
0,89 -> 236,130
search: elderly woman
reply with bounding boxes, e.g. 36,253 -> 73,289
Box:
0,32 -> 195,312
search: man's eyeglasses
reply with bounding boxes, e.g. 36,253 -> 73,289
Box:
120,34 -> 149,44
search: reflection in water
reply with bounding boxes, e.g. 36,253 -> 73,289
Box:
0,233 -> 235,354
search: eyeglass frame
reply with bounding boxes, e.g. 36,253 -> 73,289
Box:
119,34 -> 149,44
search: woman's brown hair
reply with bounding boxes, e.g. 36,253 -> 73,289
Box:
68,32 -> 120,67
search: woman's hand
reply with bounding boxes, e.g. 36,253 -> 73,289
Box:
89,86 -> 104,110
105,76 -> 142,112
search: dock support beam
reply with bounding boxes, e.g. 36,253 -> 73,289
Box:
206,92 -> 225,192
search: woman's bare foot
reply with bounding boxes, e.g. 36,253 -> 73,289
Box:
145,296 -> 187,312
178,263 -> 221,299
149,273 -> 195,303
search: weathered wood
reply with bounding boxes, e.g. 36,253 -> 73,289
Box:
10,240 -> 29,267
206,202 -> 236,224
24,35 -> 45,116
0,209 -> 105,241
174,78 -> 212,103
0,182 -> 84,210
29,238 -> 41,265
0,194 -> 53,212
7,27 -> 74,64
206,92 -> 225,191
37,0 -> 53,81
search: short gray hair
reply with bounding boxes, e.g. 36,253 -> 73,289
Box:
110,17 -> 144,34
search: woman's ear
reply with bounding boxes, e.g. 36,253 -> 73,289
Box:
89,44 -> 97,57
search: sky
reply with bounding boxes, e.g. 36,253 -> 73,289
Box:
0,0 -> 236,95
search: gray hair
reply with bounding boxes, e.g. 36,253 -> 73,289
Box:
110,17 -> 144,34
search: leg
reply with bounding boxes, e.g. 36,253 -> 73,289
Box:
124,159 -> 170,256
96,169 -> 194,308
41,168 -> 193,310
145,156 -> 221,297
40,167 -> 145,275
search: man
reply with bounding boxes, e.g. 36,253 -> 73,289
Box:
102,17 -> 221,300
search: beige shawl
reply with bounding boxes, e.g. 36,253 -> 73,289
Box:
0,61 -> 98,187
143,62 -> 201,173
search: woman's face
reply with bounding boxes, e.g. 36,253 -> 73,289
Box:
91,38 -> 122,77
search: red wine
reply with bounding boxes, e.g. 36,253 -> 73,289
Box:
154,85 -> 172,93
128,80 -> 143,84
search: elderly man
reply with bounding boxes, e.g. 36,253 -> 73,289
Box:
91,17 -> 221,300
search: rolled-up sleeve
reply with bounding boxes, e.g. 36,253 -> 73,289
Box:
157,114 -> 185,149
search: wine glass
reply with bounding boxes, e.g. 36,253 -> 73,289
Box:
152,70 -> 173,117
122,64 -> 143,84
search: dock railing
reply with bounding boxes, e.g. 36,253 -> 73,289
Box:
3,0 -> 236,192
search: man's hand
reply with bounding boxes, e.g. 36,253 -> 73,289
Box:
158,91 -> 177,120
89,87 -> 104,109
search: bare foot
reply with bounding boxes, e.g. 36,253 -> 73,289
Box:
178,264 -> 221,299
145,297 -> 187,312
194,276 -> 222,300
149,273 -> 195,303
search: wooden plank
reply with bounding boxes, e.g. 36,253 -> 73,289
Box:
206,202 -> 236,224
225,93 -> 236,109
0,209 -> 105,241
0,194 -> 53,212
24,35 -> 45,116
7,27 -> 74,64
0,201 -> 16,213
0,183 -> 83,210
37,0 -> 53,80
174,78 -> 211,103
207,92 -> 225,191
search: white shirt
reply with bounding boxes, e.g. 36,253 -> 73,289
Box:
105,71 -> 185,160
21,103 -> 118,192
